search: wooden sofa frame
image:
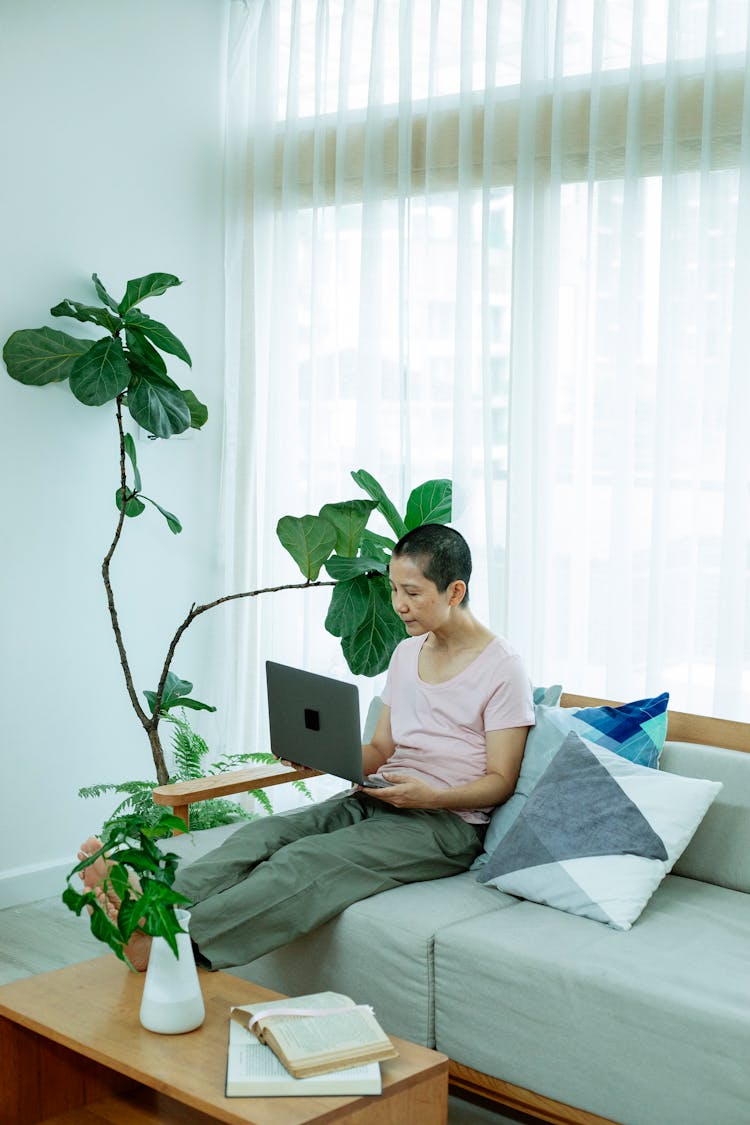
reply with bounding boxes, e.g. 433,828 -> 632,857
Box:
152,693 -> 750,1125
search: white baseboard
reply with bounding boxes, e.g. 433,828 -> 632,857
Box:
0,859 -> 72,910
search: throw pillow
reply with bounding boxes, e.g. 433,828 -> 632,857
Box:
477,730 -> 721,930
474,692 -> 670,867
470,684 -> 563,871
533,684 -> 563,706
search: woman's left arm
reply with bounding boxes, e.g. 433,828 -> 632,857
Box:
367,726 -> 530,810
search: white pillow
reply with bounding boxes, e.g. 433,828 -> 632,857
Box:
477,731 -> 722,930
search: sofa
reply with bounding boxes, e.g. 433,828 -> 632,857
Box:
154,692 -> 750,1125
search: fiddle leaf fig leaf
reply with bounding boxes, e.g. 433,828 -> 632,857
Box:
324,574 -> 372,638
181,388 -> 208,429
92,272 -> 120,313
277,514 -> 337,581
405,478 -> 452,529
115,487 -> 145,518
125,325 -> 167,374
127,371 -> 191,437
127,356 -> 180,389
160,672 -> 194,704
142,495 -> 182,534
167,696 -> 215,712
360,529 -> 395,560
3,327 -> 94,385
50,298 -> 123,334
324,552 -> 388,581
123,432 -> 141,491
351,469 -> 408,539
123,310 -> 191,366
118,272 -> 182,314
319,499 -> 378,557
341,575 -> 407,676
69,336 -> 131,405
143,672 -> 215,715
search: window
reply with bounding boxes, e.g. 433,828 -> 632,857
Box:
220,1 -> 750,740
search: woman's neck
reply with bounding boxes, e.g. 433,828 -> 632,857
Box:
417,612 -> 495,684
425,609 -> 494,654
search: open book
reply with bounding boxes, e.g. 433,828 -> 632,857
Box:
226,1017 -> 382,1096
230,991 -> 398,1079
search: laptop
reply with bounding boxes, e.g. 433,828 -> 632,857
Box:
265,661 -> 391,788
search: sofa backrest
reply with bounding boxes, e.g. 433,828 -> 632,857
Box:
365,690 -> 749,891
660,739 -> 750,893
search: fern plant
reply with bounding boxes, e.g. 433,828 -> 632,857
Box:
80,680 -> 312,834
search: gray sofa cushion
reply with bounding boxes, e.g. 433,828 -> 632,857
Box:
227,871 -> 515,1047
659,741 -> 750,893
168,820 -> 515,1045
434,874 -> 750,1125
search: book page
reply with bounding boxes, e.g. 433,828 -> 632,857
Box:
227,1020 -> 381,1093
241,991 -> 352,1018
233,1037 -> 295,1079
270,1008 -> 389,1056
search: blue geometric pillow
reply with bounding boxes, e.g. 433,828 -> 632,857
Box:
570,695 -> 669,767
474,693 -> 670,868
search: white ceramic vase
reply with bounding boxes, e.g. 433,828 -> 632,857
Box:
139,909 -> 205,1034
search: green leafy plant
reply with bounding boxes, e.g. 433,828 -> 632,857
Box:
3,271 -> 205,441
3,272 -> 452,789
3,272 -> 211,785
79,674 -> 312,833
278,470 -> 452,676
63,811 -> 191,968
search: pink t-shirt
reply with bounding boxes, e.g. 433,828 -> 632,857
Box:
375,634 -> 534,824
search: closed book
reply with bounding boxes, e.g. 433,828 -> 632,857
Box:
226,1018 -> 382,1096
230,991 -> 398,1079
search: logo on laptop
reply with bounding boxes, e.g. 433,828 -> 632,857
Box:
304,708 -> 321,732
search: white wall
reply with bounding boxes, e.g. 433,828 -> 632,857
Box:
0,0 -> 230,906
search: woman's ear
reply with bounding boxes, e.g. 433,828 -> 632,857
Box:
448,580 -> 467,606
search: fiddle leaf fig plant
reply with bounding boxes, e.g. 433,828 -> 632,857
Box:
142,671 -> 216,717
2,270 -> 452,792
4,271 -> 205,441
279,471 -> 453,676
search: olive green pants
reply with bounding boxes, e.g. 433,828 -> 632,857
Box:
174,791 -> 484,970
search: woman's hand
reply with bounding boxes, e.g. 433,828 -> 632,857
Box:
364,774 -> 437,809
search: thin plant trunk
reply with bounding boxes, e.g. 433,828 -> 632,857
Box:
103,395 -> 335,786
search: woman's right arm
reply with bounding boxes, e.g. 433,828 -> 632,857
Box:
362,703 -> 396,775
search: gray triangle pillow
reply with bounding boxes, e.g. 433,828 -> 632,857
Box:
477,731 -> 721,929
474,692 -> 670,870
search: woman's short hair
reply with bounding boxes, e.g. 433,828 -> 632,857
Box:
391,524 -> 472,601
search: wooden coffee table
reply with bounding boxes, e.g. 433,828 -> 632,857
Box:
0,956 -> 448,1124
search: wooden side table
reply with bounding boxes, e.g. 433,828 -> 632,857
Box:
0,956 -> 448,1124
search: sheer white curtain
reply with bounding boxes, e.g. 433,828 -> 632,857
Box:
218,0 -> 750,764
